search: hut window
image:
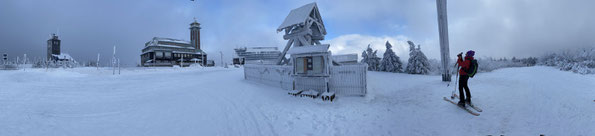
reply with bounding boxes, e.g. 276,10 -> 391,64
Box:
312,56 -> 324,74
295,56 -> 324,74
295,57 -> 309,74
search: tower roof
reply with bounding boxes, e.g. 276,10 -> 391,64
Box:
48,33 -> 60,41
190,19 -> 201,29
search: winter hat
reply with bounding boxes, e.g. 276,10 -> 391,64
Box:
466,50 -> 475,57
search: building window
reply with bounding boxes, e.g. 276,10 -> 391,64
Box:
164,52 -> 172,59
155,51 -> 163,58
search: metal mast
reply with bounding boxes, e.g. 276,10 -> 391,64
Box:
436,0 -> 451,81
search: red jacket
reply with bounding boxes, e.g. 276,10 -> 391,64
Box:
457,56 -> 474,75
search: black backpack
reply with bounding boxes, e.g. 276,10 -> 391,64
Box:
465,60 -> 478,78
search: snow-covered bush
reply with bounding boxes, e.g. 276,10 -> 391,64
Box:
379,41 -> 403,73
32,60 -> 79,68
361,44 -> 381,71
474,58 -> 527,72
405,41 -> 431,74
539,48 -> 595,74
425,56 -> 536,75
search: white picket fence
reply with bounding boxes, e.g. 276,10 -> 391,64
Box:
329,65 -> 367,96
244,64 -> 367,96
244,64 -> 293,90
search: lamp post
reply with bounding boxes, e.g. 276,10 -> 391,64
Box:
220,51 -> 223,67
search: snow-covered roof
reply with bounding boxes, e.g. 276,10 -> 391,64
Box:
172,51 -> 205,55
332,54 -> 358,62
277,2 -> 323,31
150,44 -> 196,50
287,44 -> 329,54
52,53 -> 74,60
245,47 -> 279,53
153,37 -> 190,44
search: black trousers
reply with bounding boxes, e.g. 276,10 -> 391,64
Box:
459,75 -> 471,102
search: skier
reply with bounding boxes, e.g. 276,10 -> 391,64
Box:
456,50 -> 476,107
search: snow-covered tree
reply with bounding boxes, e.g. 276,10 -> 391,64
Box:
379,41 -> 403,72
361,44 -> 381,71
405,41 -> 431,74
361,50 -> 367,64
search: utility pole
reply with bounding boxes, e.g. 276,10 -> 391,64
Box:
97,53 -> 100,70
436,0 -> 451,81
23,54 -> 26,71
118,59 -> 120,75
112,46 -> 116,75
219,51 -> 223,67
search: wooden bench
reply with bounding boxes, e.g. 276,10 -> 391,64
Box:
288,90 -> 303,96
321,92 -> 335,102
299,89 -> 320,98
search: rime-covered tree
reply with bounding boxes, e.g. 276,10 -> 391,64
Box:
539,48 -> 595,74
361,44 -> 381,71
361,50 -> 368,64
405,41 -> 431,74
380,41 -> 403,72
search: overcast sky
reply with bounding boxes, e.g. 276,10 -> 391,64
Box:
1,0 -> 594,66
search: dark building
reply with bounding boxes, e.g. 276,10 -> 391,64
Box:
140,20 -> 207,67
47,34 -> 61,61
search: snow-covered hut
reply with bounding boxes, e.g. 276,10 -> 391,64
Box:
244,2 -> 367,96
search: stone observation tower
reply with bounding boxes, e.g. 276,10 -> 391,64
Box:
190,19 -> 201,52
47,34 -> 61,61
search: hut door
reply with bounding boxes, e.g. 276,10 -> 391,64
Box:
303,58 -> 308,73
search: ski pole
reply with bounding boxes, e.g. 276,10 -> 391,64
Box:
451,63 -> 459,99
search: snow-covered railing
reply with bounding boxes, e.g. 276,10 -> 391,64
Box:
244,64 -> 367,96
244,64 -> 293,90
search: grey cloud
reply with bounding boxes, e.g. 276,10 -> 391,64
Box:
1,0 -> 594,66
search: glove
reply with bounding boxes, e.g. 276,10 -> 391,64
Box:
457,52 -> 463,58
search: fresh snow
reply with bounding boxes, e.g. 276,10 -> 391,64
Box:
0,66 -> 594,135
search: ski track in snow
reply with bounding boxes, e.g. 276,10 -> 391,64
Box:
0,66 -> 594,135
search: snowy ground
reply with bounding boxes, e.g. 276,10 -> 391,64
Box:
0,66 -> 594,135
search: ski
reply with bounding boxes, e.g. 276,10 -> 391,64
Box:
443,97 -> 480,116
453,94 -> 483,112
